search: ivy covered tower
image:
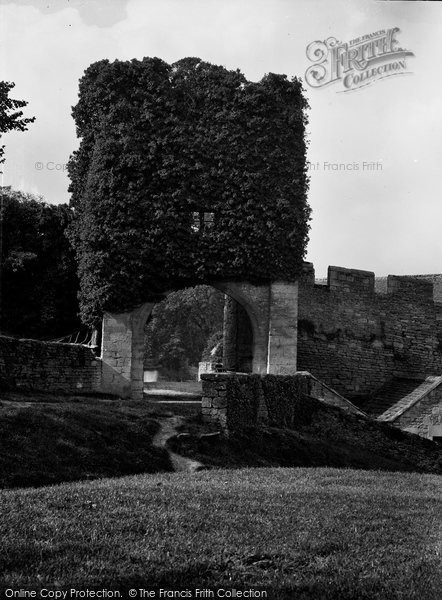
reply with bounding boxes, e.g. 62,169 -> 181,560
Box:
68,57 -> 310,398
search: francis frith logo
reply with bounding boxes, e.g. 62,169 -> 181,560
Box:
305,27 -> 414,92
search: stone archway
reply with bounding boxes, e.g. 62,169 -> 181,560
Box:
99,280 -> 299,399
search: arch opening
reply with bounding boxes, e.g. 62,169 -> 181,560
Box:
100,279 -> 299,399
141,285 -> 255,391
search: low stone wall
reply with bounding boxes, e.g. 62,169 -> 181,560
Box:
0,335 -> 101,394
200,372 -> 362,432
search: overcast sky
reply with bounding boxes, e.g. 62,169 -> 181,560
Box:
1,0 -> 441,277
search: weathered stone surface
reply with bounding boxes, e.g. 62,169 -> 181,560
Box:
200,371 -> 361,433
392,383 -> 442,439
101,280 -> 300,400
0,335 -> 101,393
298,266 -> 442,399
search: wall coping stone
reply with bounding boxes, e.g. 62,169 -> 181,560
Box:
201,372 -> 252,381
0,334 -> 98,352
297,371 -> 368,417
379,375 -> 442,422
328,266 -> 375,277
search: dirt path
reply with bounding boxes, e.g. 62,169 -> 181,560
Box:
152,415 -> 205,473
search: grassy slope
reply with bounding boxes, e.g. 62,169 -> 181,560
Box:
0,391 -> 441,490
0,468 -> 440,598
0,392 -> 172,488
172,399 -> 442,474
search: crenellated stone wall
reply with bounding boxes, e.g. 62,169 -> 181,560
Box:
4,260 -> 442,438
298,264 -> 442,398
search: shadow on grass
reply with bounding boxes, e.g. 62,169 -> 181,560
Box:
0,395 -> 173,489
169,400 -> 442,475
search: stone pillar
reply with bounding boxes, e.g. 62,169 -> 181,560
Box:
215,281 -> 270,375
201,373 -> 229,431
236,302 -> 254,372
101,302 -> 155,399
222,295 -> 238,370
222,295 -> 254,372
130,303 -> 155,400
267,281 -> 299,375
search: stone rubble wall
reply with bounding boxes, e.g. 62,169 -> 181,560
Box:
405,273 -> 442,304
0,335 -> 101,394
201,373 -> 233,430
200,371 -> 361,432
298,264 -> 442,398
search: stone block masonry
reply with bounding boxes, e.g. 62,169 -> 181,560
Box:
201,372 -> 232,430
0,335 -> 101,394
298,264 -> 442,398
267,282 -> 299,375
222,296 -> 253,372
7,261 -> 441,422
200,373 -> 441,470
382,379 -> 442,440
1,279 -> 300,400
201,371 -> 363,432
100,304 -> 155,399
101,280 -> 300,400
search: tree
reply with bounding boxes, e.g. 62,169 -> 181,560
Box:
144,285 -> 224,377
0,81 -> 35,168
0,187 -> 80,338
68,57 -> 310,326
0,82 -> 35,328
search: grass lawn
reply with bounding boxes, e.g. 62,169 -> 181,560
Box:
0,392 -> 172,488
0,468 -> 440,598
